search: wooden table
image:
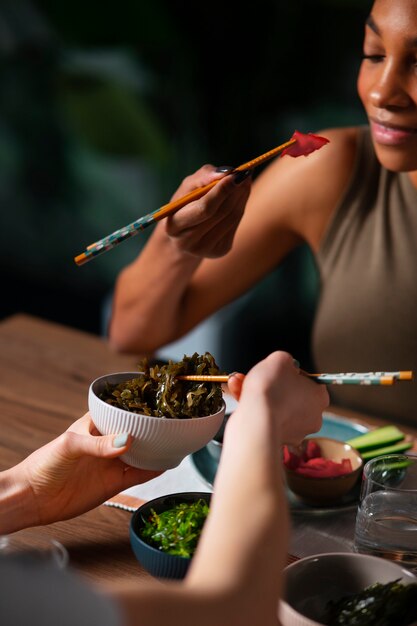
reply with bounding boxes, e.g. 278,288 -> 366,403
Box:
0,313 -> 155,585
0,314 -> 416,583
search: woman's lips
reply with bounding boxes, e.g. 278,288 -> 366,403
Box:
370,120 -> 417,145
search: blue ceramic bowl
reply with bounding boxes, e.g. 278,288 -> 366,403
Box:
130,491 -> 211,580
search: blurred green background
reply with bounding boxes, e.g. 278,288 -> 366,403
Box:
0,0 -> 368,370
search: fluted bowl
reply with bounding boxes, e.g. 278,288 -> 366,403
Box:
89,372 -> 225,470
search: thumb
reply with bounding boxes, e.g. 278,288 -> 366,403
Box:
227,372 -> 245,401
63,431 -> 132,460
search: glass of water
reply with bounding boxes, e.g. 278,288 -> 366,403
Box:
354,454 -> 417,569
0,531 -> 69,569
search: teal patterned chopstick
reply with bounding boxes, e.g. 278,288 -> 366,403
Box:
74,136 -> 298,266
304,371 -> 413,385
178,371 -> 413,385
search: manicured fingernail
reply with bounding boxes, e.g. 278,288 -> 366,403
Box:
113,432 -> 129,448
233,169 -> 251,184
293,359 -> 300,368
216,165 -> 235,173
228,371 -> 238,379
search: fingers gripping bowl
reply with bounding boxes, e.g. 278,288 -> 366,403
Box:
89,363 -> 225,470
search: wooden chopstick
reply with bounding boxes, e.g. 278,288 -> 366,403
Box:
177,375 -> 231,382
177,371 -> 413,386
74,138 -> 297,266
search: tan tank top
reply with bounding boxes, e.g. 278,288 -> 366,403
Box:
312,126 -> 417,427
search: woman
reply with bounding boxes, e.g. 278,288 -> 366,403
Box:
109,0 -> 417,426
0,352 -> 328,625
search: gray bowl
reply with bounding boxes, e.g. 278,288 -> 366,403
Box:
279,552 -> 417,626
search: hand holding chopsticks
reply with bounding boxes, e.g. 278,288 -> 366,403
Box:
74,138 -> 296,266
74,130 -> 329,266
177,371 -> 413,386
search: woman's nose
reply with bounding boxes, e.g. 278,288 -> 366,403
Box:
369,62 -> 412,109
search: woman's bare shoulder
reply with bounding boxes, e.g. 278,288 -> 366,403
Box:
314,126 -> 360,171
251,126 -> 361,248
300,126 -> 361,211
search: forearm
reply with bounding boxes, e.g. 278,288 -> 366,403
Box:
109,224 -> 201,354
113,581 -> 281,626
188,401 -> 288,611
109,403 -> 285,626
0,466 -> 38,534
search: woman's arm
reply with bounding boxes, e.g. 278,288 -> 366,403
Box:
109,128 -> 358,356
0,413 -> 161,534
109,168 -> 251,354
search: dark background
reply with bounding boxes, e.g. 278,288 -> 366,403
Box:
0,0 -> 369,370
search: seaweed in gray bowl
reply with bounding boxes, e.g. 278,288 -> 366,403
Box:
323,579 -> 417,626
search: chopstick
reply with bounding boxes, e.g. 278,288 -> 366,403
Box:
301,370 -> 413,385
177,371 -> 413,386
73,137 -> 297,266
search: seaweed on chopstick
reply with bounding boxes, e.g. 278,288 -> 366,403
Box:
99,352 -> 224,418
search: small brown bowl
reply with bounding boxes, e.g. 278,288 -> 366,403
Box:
284,437 -> 363,506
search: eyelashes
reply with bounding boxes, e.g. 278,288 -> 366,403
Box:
361,54 -> 385,63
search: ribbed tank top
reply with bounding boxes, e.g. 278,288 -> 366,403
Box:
312,126 -> 417,426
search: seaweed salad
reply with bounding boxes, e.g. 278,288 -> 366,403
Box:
100,352 -> 224,418
323,579 -> 417,626
140,499 -> 210,557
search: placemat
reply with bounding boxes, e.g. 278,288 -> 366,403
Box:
105,454 -> 212,512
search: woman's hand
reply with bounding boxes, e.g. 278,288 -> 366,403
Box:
227,353 -> 329,445
164,165 -> 251,259
6,413 -> 161,530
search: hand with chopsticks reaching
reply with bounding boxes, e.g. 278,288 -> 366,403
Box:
109,164 -> 252,353
75,134 -> 311,266
164,164 -> 252,259
225,353 -> 329,445
109,132 -> 328,355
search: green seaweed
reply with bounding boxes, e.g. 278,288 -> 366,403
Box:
323,579 -> 417,625
140,499 -> 210,557
100,352 -> 223,418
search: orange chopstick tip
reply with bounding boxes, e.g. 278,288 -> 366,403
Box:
74,253 -> 87,266
380,376 -> 395,386
398,371 -> 413,380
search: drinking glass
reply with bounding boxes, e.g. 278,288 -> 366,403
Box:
354,454 -> 417,569
0,530 -> 69,569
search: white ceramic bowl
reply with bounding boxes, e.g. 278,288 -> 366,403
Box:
88,372 -> 225,470
279,552 -> 417,626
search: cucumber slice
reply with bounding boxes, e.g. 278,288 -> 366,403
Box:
346,425 -> 405,451
360,440 -> 413,461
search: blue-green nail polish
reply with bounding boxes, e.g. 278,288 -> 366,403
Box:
113,432 -> 129,448
293,359 -> 300,368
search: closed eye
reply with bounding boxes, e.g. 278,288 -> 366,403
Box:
362,54 -> 385,63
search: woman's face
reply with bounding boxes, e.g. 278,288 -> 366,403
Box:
357,0 -> 417,172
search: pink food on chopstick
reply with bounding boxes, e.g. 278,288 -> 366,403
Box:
282,130 -> 329,157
